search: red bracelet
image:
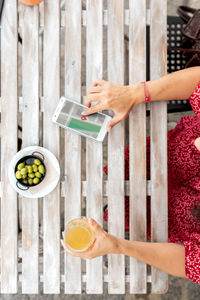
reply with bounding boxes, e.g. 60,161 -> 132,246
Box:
141,81 -> 151,102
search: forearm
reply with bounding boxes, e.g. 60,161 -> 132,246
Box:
113,238 -> 186,278
134,66 -> 200,105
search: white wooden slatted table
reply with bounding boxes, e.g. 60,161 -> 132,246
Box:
0,0 -> 168,294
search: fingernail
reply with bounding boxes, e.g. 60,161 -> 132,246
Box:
62,232 -> 65,239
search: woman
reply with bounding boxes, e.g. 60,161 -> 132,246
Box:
61,66 -> 200,284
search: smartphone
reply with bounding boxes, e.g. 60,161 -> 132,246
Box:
52,97 -> 112,142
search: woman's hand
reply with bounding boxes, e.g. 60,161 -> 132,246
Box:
82,79 -> 141,131
61,218 -> 120,259
61,218 -> 186,278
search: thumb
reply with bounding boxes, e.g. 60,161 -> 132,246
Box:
107,115 -> 121,132
88,218 -> 102,233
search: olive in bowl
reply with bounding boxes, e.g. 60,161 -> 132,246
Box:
15,151 -> 46,190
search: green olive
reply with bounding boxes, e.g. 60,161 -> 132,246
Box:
34,159 -> 41,166
33,177 -> 40,184
25,165 -> 29,171
27,165 -> 33,173
29,173 -> 35,179
35,172 -> 42,178
22,174 -> 27,179
16,171 -> 22,179
38,165 -> 45,174
21,168 -> 27,175
32,164 -> 38,172
28,179 -> 33,185
22,179 -> 28,184
17,162 -> 25,171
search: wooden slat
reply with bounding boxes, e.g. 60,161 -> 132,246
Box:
129,0 -> 147,294
61,180 -> 151,198
20,9 -> 132,28
0,0 -> 18,293
107,0 -> 125,294
21,6 -> 39,294
150,0 -> 168,294
43,0 -> 60,293
64,0 -> 82,294
17,272 -> 152,284
86,0 -> 103,294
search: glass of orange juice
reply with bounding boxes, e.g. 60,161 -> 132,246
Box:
63,217 -> 95,253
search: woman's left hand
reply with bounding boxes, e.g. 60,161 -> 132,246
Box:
61,218 -> 120,259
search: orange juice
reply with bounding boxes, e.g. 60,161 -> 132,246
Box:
64,218 -> 95,253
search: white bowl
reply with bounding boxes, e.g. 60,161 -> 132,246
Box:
9,146 -> 60,198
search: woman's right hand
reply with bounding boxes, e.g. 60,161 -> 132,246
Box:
61,218 -> 121,259
82,79 -> 143,131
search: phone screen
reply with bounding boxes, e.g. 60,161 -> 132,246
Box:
56,100 -> 106,139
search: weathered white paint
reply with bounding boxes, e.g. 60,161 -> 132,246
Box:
86,0 -> 103,294
107,0 -> 125,294
21,5 -> 39,294
61,180 -> 151,198
43,0 -> 60,294
64,0 -> 82,294
129,0 -> 147,294
17,273 -> 152,283
150,0 -> 168,294
24,9 -> 131,28
0,1 -> 169,294
0,0 -> 18,294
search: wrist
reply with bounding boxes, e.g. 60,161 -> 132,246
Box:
107,234 -> 123,254
130,83 -> 146,106
108,234 -> 128,255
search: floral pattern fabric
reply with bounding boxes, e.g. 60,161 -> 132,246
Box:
104,83 -> 200,284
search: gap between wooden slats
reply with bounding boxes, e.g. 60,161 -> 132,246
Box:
0,0 -> 18,293
107,0 -> 125,294
86,0 -> 103,294
150,0 -> 168,294
43,0 -> 60,294
16,273 -> 152,283
0,180 -> 152,198
0,94 -> 154,113
0,96 -> 154,114
64,0 -> 82,294
18,9 -> 152,28
129,0 -> 147,294
21,5 -> 39,294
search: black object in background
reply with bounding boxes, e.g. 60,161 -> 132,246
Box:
146,16 -> 192,113
0,0 -> 4,20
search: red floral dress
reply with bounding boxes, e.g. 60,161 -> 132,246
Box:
104,83 -> 200,284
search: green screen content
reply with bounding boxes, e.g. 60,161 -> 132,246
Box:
68,118 -> 101,133
56,100 -> 106,139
